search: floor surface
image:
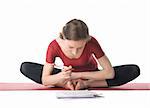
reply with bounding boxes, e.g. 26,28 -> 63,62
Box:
0,90 -> 149,108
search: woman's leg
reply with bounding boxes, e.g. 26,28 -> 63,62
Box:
106,64 -> 140,87
86,64 -> 140,88
20,63 -> 140,87
20,62 -> 61,84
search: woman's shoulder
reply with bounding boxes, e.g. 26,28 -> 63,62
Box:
48,38 -> 59,47
48,37 -> 64,51
88,36 -> 99,44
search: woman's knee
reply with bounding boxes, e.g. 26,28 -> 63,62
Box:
130,64 -> 140,78
108,64 -> 140,87
116,64 -> 140,78
20,62 -> 34,75
20,62 -> 29,75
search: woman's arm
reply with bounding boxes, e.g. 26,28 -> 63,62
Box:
42,62 -> 73,89
41,62 -> 60,86
71,55 -> 115,80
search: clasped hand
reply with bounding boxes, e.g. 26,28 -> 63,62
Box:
56,65 -> 87,90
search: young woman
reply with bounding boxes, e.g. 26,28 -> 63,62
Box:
20,19 -> 140,90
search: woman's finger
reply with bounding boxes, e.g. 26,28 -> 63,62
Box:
67,81 -> 74,90
63,65 -> 73,71
75,81 -> 81,90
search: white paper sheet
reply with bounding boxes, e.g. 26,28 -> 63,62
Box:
56,90 -> 103,99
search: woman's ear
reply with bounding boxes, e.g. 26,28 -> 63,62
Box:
59,32 -> 65,39
59,32 -> 63,39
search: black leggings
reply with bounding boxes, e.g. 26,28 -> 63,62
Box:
20,62 -> 140,87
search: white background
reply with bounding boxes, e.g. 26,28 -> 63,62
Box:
0,0 -> 149,83
0,90 -> 149,108
0,1 -> 150,108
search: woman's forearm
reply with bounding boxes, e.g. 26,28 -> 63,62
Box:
72,69 -> 115,80
42,74 -> 60,86
81,70 -> 114,80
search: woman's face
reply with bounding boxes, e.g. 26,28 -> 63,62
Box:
64,39 -> 87,56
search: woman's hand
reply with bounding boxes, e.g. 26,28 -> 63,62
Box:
55,65 -> 88,90
55,65 -> 75,90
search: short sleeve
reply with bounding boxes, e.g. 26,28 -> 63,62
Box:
90,37 -> 105,59
46,41 -> 57,64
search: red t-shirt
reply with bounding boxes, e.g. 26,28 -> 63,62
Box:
46,36 -> 105,72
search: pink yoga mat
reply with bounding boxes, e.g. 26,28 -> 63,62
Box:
0,83 -> 150,91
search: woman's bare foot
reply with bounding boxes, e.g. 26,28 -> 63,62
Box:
65,80 -> 74,90
74,79 -> 88,90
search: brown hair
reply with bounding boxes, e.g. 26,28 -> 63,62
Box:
60,19 -> 90,41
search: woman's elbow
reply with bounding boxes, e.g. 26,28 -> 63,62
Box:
106,68 -> 115,79
41,76 -> 49,86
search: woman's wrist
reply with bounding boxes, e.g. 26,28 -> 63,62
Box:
71,72 -> 82,79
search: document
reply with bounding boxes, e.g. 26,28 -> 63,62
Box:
56,90 -> 103,99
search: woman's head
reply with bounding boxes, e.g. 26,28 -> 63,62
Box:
60,19 -> 91,56
60,19 -> 90,41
